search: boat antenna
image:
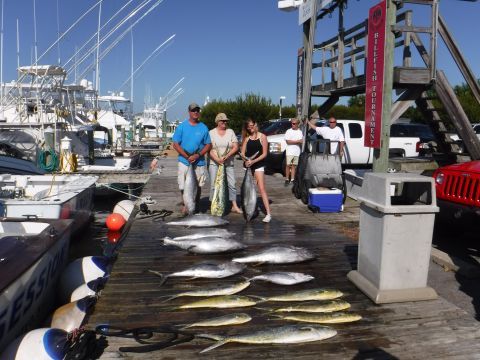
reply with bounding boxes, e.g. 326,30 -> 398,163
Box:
33,0 -> 38,66
95,0 -> 102,94
56,0 -> 61,65
130,28 -> 134,102
36,0 -> 102,68
63,0 -> 137,70
0,0 -> 3,120
67,0 -> 161,79
16,18 -> 20,71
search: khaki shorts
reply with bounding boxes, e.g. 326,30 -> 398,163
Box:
286,155 -> 299,166
177,162 -> 206,190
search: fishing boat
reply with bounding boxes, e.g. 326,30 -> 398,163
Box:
0,155 -> 45,175
0,219 -> 72,352
0,174 -> 97,233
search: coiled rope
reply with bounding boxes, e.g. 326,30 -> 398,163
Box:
38,149 -> 59,172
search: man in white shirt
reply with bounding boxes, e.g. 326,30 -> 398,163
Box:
284,118 -> 303,186
307,117 -> 345,156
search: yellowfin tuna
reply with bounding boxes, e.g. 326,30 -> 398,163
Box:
161,281 -> 251,303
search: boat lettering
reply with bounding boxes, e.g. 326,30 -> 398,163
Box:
0,239 -> 68,345
47,245 -> 64,281
35,267 -> 47,301
8,290 -> 24,331
23,281 -> 37,316
0,308 -> 7,340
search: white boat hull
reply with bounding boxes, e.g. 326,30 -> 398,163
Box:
0,174 -> 97,234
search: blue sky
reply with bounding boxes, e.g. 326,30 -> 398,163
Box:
1,0 -> 479,121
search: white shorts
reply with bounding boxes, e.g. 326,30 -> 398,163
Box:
177,162 -> 206,190
243,167 -> 264,172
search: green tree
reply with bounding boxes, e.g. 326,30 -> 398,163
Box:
201,93 -> 295,134
454,82 -> 480,123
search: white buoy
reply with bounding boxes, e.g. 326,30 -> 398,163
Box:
1,328 -> 69,360
112,200 -> 135,221
50,296 -> 97,332
70,277 -> 107,303
58,256 -> 109,304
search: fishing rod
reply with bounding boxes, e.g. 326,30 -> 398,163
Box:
72,0 -> 164,82
118,34 -> 176,90
63,0 -> 137,70
66,0 -> 157,77
2,0 -> 103,104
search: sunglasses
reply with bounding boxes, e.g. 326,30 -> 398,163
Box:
329,121 -> 336,124
218,120 -> 228,123
292,122 -> 299,125
190,109 -> 200,113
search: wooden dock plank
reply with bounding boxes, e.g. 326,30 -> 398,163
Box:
86,158 -> 480,359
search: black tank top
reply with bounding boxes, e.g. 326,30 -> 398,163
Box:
245,136 -> 264,171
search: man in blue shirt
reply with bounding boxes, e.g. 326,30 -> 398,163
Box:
172,102 -> 211,214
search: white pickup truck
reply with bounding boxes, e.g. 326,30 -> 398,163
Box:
266,119 -> 421,172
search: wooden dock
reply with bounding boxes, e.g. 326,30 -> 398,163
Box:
85,158 -> 480,359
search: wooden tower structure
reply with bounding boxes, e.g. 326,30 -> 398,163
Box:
299,0 -> 480,171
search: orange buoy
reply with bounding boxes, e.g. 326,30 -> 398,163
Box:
105,213 -> 126,231
107,230 -> 122,244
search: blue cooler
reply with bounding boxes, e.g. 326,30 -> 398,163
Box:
308,188 -> 343,213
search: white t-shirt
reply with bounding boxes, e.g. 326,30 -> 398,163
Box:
284,128 -> 303,156
209,128 -> 238,166
315,126 -> 345,154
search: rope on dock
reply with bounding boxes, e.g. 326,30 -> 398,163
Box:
95,325 -> 194,353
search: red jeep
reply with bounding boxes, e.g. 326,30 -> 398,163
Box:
433,160 -> 480,220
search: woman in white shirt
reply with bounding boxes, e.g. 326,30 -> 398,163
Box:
209,113 -> 242,214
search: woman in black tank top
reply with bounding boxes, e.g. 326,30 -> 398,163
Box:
240,118 -> 271,223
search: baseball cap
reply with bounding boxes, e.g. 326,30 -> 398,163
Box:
215,113 -> 229,123
188,102 -> 201,111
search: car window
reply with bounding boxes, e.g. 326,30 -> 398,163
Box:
263,121 -> 291,135
390,124 -> 408,137
349,123 -> 362,138
474,125 -> 480,134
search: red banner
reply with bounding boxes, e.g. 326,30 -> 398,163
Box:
364,0 -> 387,148
296,48 -> 304,118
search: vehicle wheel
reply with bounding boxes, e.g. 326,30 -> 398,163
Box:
281,156 -> 286,177
300,180 -> 311,205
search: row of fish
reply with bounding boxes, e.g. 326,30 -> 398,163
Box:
160,212 -> 361,353
155,272 -> 315,302
161,230 -> 316,262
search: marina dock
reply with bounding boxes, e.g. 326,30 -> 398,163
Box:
85,158 -> 480,359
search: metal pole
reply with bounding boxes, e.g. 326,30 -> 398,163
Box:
0,0 -> 4,120
372,0 -> 397,173
95,0 -> 102,94
279,96 -> 285,119
300,0 -> 318,152
301,1 -> 317,122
